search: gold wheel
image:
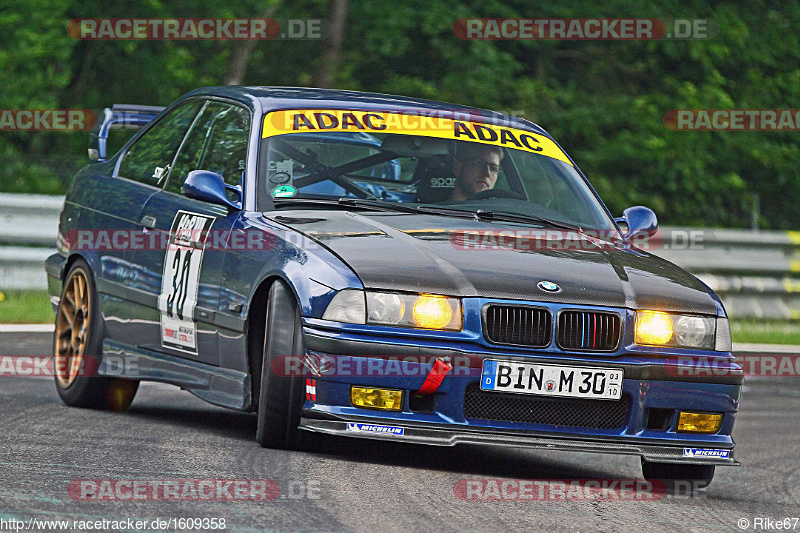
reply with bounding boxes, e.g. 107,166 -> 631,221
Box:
53,261 -> 139,410
54,268 -> 91,388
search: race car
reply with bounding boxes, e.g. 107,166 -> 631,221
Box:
45,87 -> 742,488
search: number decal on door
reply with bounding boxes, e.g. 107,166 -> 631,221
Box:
166,248 -> 194,320
159,211 -> 214,353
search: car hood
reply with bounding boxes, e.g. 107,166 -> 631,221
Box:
267,210 -> 719,314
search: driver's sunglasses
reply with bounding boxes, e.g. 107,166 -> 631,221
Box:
465,159 -> 500,174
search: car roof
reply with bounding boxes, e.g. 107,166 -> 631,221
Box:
180,86 -> 549,136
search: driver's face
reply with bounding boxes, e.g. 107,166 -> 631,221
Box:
452,150 -> 501,201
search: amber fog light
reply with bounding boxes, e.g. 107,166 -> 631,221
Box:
350,387 -> 403,411
677,411 -> 723,433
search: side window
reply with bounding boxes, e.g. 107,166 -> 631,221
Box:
166,102 -> 250,197
117,101 -> 203,186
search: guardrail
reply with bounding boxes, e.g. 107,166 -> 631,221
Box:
654,228 -> 800,319
0,194 -> 63,291
1,193 -> 798,319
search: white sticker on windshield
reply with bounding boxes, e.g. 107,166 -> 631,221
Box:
268,159 -> 294,185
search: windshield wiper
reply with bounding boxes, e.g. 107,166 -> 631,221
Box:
416,205 -> 582,230
272,198 -> 583,231
471,210 -> 582,231
337,200 -> 488,220
311,199 -> 488,220
271,197 -> 417,214
335,198 -> 421,213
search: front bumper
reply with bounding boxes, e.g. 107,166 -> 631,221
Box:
299,320 -> 742,466
299,415 -> 739,466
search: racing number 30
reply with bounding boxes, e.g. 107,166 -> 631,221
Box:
158,211 -> 215,353
166,247 -> 193,321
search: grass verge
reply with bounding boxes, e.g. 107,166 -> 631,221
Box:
0,290 -> 54,324
730,319 -> 800,345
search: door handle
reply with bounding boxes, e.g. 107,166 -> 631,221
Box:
140,215 -> 157,230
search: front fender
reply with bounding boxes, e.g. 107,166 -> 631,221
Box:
226,212 -> 363,319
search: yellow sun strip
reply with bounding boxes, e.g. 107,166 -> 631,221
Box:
262,109 -> 573,166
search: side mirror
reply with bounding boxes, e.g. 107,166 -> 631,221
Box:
615,206 -> 657,240
181,170 -> 241,210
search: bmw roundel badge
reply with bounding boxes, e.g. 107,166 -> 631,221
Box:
537,280 -> 561,292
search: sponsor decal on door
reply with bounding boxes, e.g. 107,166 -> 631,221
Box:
158,210 -> 215,353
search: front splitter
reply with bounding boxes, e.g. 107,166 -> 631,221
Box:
299,417 -> 739,466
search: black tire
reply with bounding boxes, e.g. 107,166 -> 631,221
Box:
255,280 -> 306,449
641,458 -> 715,491
53,259 -> 139,411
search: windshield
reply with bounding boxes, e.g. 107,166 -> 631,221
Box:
258,110 -> 616,231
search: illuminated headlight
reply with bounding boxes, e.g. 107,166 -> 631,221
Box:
323,290 -> 462,331
635,311 -> 716,350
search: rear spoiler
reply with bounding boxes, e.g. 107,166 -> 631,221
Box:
89,104 -> 165,161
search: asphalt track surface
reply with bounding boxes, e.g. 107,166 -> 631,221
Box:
1,331 -> 799,533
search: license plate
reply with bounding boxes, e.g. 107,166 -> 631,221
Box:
480,359 -> 623,400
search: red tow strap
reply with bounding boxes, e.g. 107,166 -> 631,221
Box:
416,358 -> 452,395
